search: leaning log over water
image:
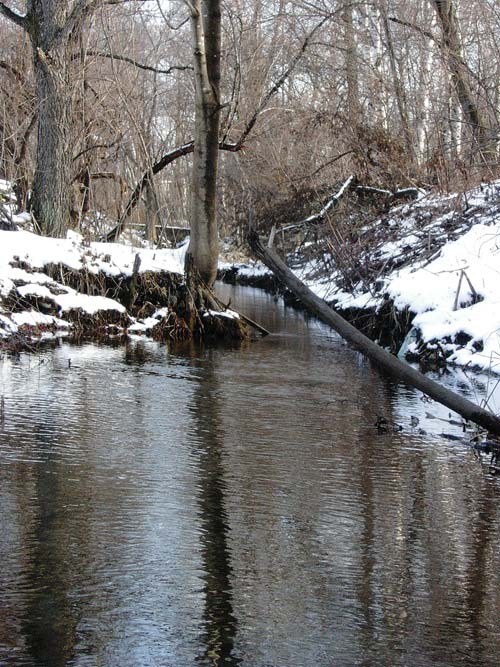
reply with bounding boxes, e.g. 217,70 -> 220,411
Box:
248,230 -> 500,436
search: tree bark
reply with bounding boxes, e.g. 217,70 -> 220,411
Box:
185,0 -> 221,287
0,1 -> 95,236
30,44 -> 74,236
248,231 -> 500,436
27,1 -> 91,236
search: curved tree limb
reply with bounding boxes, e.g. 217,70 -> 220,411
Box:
78,49 -> 192,75
280,175 -> 355,233
103,141 -> 240,242
0,2 -> 26,29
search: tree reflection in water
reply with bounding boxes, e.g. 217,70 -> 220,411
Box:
188,348 -> 241,666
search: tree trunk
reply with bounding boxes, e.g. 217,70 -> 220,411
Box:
380,3 -> 415,158
431,0 -> 495,159
144,177 -> 160,244
0,1 -> 94,236
30,46 -> 74,236
343,4 -> 361,126
185,0 -> 221,287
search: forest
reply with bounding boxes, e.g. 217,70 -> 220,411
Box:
1,0 -> 500,409
0,0 -> 497,241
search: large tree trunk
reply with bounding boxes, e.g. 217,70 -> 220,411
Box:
0,1 -> 93,237
30,46 -> 74,236
185,0 -> 221,287
27,1 -> 83,237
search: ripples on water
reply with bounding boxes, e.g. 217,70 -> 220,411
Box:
1,286 -> 500,666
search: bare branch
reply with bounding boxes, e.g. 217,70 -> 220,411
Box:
388,16 -> 437,43
73,138 -> 122,161
54,0 -> 97,48
80,49 -> 192,75
0,59 -> 23,81
234,14 -> 333,149
104,140 -> 240,242
280,176 -> 354,233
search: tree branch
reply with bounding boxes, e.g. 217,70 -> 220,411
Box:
53,0 -> 97,48
388,16 -> 437,43
0,59 -> 23,81
79,49 -> 192,75
234,14 -> 333,149
103,140 -> 240,242
280,175 -> 354,233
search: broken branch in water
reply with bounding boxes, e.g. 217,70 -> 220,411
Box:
247,229 -> 500,436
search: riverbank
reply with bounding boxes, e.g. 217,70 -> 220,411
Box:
3,179 -> 500,370
0,229 -> 245,348
224,180 -> 500,374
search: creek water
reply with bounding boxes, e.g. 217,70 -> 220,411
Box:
1,285 -> 500,667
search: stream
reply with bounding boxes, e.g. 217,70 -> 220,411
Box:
1,285 -> 500,667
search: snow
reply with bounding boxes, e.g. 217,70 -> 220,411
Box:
127,308 -> 170,333
203,309 -> 240,320
11,311 -> 69,329
3,178 -> 500,374
294,180 -> 500,373
0,226 -> 187,340
219,260 -> 269,277
0,229 -> 186,277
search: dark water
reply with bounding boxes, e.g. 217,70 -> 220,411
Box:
1,286 -> 500,667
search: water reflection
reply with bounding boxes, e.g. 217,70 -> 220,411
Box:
187,350 -> 240,665
1,286 -> 500,666
23,421 -> 80,667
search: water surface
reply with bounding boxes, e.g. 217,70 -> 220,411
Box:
1,286 -> 500,666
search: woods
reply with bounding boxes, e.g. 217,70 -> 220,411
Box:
0,1 -> 497,246
3,5 -> 500,663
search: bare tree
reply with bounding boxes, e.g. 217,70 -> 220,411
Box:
431,0 -> 496,160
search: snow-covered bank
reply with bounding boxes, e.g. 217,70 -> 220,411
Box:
308,181 -> 500,372
226,181 -> 500,374
0,228 -> 189,343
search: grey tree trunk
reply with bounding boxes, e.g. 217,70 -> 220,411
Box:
31,46 -> 74,236
431,0 -> 496,159
27,1 -> 86,237
185,0 -> 221,287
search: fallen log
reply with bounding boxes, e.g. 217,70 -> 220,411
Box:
247,230 -> 500,436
